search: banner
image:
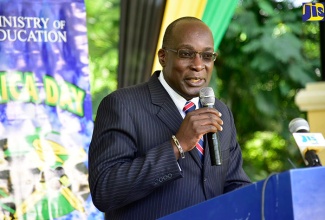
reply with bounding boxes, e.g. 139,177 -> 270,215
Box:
0,0 -> 102,219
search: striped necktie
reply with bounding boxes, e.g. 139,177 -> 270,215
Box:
183,101 -> 204,161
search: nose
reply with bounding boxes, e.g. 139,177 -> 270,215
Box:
191,53 -> 205,71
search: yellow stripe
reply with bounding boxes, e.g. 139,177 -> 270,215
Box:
14,189 -> 46,218
151,0 -> 207,73
61,187 -> 85,212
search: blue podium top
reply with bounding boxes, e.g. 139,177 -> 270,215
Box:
159,166 -> 325,220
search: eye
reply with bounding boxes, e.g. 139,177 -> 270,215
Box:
201,52 -> 213,60
178,49 -> 195,58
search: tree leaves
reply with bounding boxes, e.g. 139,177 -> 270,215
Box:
85,0 -> 120,119
217,0 -> 319,181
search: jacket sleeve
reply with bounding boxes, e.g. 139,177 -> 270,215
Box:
88,93 -> 183,212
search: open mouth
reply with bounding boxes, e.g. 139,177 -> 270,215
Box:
189,78 -> 201,83
185,77 -> 205,87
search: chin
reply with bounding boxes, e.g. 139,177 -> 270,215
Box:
185,89 -> 201,99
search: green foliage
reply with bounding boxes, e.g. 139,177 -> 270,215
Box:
242,131 -> 304,181
85,0 -> 120,119
217,0 -> 319,181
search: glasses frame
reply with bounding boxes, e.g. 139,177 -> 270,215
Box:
164,48 -> 217,62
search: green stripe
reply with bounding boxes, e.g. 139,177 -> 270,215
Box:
0,189 -> 15,214
202,0 -> 239,50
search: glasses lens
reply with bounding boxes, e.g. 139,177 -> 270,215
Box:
178,49 -> 195,59
201,52 -> 215,61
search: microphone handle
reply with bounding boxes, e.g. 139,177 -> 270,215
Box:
203,104 -> 222,166
305,150 -> 322,167
207,132 -> 222,166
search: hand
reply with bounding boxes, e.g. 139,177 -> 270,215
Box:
174,107 -> 223,154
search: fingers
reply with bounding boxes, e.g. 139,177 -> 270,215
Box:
186,107 -> 223,132
175,107 -> 223,152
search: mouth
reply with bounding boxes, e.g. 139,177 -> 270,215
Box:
185,77 -> 205,87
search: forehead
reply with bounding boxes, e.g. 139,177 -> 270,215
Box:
171,20 -> 214,49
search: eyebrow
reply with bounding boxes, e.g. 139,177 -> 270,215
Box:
176,44 -> 214,51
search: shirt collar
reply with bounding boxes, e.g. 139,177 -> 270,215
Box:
158,71 -> 199,118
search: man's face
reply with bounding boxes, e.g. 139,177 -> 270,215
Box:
159,20 -> 215,100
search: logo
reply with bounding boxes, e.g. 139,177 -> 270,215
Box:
302,2 -> 325,21
293,133 -> 325,147
300,134 -> 319,144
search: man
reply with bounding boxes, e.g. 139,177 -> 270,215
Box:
88,17 -> 251,220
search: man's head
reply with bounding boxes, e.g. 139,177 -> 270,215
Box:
158,17 -> 215,100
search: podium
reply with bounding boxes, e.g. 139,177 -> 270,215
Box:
159,167 -> 325,220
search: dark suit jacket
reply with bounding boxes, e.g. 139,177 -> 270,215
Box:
88,71 -> 251,220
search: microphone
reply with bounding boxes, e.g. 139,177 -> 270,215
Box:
289,118 -> 325,167
199,87 -> 221,166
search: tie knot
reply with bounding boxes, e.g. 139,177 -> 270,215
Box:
183,101 -> 196,114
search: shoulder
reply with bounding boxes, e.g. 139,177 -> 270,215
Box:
98,81 -> 150,108
102,72 -> 164,105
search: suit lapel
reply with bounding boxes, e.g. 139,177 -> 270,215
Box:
189,148 -> 204,168
148,71 -> 183,134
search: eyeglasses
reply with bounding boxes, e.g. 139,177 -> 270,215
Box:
164,48 -> 217,62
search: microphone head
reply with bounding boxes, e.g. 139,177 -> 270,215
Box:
289,118 -> 310,133
199,87 -> 215,106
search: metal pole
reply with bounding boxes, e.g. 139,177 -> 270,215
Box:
320,19 -> 325,81
320,1 -> 325,81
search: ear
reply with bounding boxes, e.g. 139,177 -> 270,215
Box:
158,49 -> 166,67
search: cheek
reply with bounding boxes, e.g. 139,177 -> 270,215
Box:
165,60 -> 185,74
206,63 -> 214,75
170,60 -> 188,72
206,73 -> 212,83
